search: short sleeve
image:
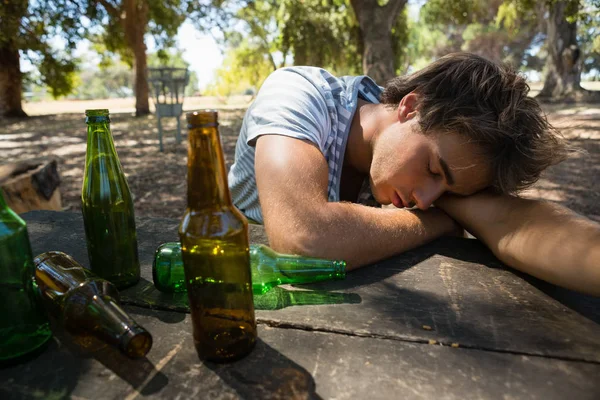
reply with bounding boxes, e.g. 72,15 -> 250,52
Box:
245,68 -> 331,152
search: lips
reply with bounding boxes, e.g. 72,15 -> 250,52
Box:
392,191 -> 403,208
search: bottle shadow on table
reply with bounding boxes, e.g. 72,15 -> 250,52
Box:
205,338 -> 322,400
122,278 -> 362,313
50,322 -> 169,396
0,324 -> 168,399
0,338 -> 84,400
121,277 -> 188,323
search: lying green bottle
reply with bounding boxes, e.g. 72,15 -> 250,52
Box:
153,242 -> 346,294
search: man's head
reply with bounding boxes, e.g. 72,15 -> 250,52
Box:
370,52 -> 568,209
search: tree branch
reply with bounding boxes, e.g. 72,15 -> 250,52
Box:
95,0 -> 120,20
384,0 -> 407,29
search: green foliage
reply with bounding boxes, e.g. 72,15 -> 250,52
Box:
277,0 -> 361,74
86,0 -> 187,66
1,0 -> 88,99
578,0 -> 600,77
204,39 -> 275,96
67,48 -> 199,99
496,0 -> 600,77
420,0 -> 543,68
421,0 -> 493,26
192,0 -> 363,96
400,13 -> 453,72
392,8 -> 411,74
70,60 -> 134,99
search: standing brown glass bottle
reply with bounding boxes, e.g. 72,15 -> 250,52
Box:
179,110 -> 256,362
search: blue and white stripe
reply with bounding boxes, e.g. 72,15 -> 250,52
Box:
228,66 -> 383,224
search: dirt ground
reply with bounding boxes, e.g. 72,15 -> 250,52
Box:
1,101 -> 599,223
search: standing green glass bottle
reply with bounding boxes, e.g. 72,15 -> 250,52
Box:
153,242 -> 346,294
180,110 -> 256,362
82,109 -> 140,289
0,191 -> 52,362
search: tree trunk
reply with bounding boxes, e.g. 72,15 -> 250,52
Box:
124,0 -> 150,116
350,0 -> 407,84
537,1 -> 599,102
0,44 -> 27,118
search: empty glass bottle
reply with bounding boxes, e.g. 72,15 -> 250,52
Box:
153,242 -> 346,294
179,110 -> 256,362
34,251 -> 152,359
82,109 -> 140,289
0,191 -> 52,362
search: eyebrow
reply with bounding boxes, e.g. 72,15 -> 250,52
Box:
439,157 -> 455,186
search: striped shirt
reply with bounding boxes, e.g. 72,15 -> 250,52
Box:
228,66 -> 383,224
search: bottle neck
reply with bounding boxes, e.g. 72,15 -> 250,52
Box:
274,254 -> 346,279
82,294 -> 152,358
85,119 -> 121,179
86,121 -> 116,153
186,125 -> 231,209
0,190 -> 7,209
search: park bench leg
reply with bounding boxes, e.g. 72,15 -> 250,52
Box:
176,116 -> 182,144
157,116 -> 164,152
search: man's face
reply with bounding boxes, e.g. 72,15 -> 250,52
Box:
370,119 -> 492,209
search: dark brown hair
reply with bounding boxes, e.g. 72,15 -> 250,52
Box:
380,52 -> 569,194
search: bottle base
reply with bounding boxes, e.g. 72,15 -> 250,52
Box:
195,339 -> 256,363
111,275 -> 141,290
194,328 -> 257,363
0,323 -> 53,365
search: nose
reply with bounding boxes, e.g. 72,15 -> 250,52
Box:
412,180 -> 445,210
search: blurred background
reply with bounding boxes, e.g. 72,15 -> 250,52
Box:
1,0 -> 599,220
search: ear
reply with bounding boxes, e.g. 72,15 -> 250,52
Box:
397,92 -> 419,123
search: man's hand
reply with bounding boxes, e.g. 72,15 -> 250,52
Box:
436,191 -> 600,296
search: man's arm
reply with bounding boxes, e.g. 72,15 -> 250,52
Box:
435,192 -> 600,296
254,134 -> 460,270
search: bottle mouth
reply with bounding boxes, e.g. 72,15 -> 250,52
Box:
85,109 -> 110,124
186,109 -> 218,128
119,326 -> 153,359
85,109 -> 109,116
333,261 -> 347,279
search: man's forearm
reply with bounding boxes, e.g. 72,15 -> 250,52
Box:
268,203 -> 458,270
436,192 -> 600,296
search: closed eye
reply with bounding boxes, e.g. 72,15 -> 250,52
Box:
428,162 -> 441,177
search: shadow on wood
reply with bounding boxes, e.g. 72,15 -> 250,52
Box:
205,338 -> 322,400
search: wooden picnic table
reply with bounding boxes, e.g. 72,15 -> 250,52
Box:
1,210 -> 599,399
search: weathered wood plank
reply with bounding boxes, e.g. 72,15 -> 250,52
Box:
22,211 -> 600,363
1,305 -> 599,400
0,159 -> 62,213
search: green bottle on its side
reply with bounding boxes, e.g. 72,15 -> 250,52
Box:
0,191 -> 52,363
153,242 -> 346,294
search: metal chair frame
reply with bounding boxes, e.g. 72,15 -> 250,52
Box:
148,67 -> 190,151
